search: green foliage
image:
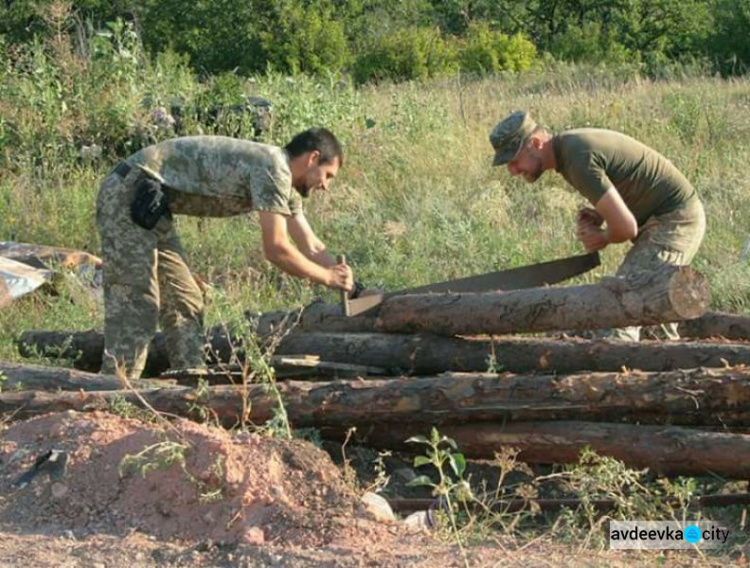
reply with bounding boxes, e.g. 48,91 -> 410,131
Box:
118,440 -> 189,478
109,395 -> 157,422
2,0 -> 750,79
352,26 -> 457,84
407,427 -> 471,500
662,91 -> 704,145
555,447 -> 700,547
710,0 -> 750,75
118,439 -> 225,501
258,72 -> 363,144
259,0 -> 350,75
407,427 -> 472,563
551,22 -> 633,66
136,0 -> 266,75
458,23 -> 536,75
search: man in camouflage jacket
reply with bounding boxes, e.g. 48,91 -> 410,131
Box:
96,127 -> 353,379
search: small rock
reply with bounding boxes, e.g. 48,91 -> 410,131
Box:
357,492 -> 395,522
403,511 -> 430,531
242,526 -> 265,545
50,482 -> 68,499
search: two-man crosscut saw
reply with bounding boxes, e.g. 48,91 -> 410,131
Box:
341,251 -> 601,317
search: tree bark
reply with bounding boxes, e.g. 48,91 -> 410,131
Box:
376,266 -> 710,336
21,327 -> 750,378
2,366 -> 749,427
0,362 -> 162,391
328,421 -> 750,478
17,328 -> 224,377
16,300 -> 365,376
275,333 -> 750,374
679,311 -> 750,341
246,302 -> 376,335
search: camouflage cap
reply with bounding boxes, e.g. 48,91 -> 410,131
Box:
489,110 -> 538,166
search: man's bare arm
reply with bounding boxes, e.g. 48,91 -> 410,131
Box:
577,187 -> 638,252
258,211 -> 352,291
287,212 -> 337,267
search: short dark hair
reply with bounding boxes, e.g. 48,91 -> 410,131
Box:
284,127 -> 344,167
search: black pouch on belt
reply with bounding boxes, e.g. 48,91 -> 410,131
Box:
130,176 -> 171,230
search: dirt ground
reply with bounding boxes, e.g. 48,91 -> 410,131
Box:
0,411 -> 745,567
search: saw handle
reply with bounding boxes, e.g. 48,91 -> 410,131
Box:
337,254 -> 351,316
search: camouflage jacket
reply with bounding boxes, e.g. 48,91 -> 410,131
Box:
128,136 -> 302,217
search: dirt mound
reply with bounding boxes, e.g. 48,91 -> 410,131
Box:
0,411 -> 408,549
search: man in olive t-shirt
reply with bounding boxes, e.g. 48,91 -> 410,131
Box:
489,110 -> 705,341
96,128 -> 355,378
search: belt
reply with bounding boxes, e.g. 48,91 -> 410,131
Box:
113,162 -> 132,178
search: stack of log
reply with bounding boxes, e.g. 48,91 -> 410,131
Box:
8,266 -> 750,478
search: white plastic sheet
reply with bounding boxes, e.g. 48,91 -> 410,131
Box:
0,256 -> 52,301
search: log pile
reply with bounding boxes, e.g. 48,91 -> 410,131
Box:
7,265 -> 750,478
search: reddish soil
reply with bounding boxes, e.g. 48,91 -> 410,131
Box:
0,411 -> 744,567
0,411 -> 468,566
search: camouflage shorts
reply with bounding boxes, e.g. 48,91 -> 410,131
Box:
606,198 -> 706,341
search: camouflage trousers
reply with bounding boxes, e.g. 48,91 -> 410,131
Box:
601,197 -> 706,342
96,166 -> 205,379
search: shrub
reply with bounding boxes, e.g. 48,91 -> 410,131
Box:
259,1 -> 350,75
551,21 -> 634,66
458,23 -> 536,75
352,26 -> 457,84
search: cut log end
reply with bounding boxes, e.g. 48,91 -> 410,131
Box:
668,267 -> 711,320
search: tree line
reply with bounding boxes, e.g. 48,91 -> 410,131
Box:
1,0 -> 748,82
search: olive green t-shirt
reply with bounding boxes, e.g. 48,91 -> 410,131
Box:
128,136 -> 303,218
553,129 -> 696,226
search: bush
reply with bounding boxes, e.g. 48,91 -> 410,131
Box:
259,1 -> 350,75
458,23 -> 536,75
352,26 -> 457,84
551,21 -> 634,66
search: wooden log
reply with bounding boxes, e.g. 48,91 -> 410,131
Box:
331,421 -> 750,478
0,386 -> 260,425
247,302 -> 376,335
17,328 -> 210,377
21,325 -> 750,379
15,301 -> 363,376
2,367 -> 750,427
0,361 -> 162,391
376,266 -> 710,336
276,333 -> 750,374
679,311 -> 750,341
4,388 -> 746,477
17,329 -> 107,373
161,357 -> 389,384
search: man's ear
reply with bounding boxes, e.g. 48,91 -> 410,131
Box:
531,135 -> 544,150
306,150 -> 321,166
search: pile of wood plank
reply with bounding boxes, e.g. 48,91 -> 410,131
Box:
7,266 -> 750,479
